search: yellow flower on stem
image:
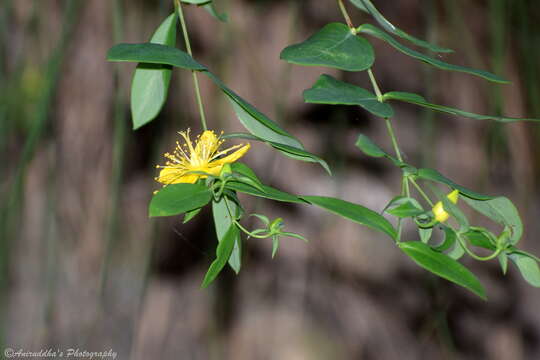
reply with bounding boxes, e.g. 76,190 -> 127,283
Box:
432,189 -> 459,223
155,129 -> 250,185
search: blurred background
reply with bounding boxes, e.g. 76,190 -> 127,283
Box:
2,0 -> 540,359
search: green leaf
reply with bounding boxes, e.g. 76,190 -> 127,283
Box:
447,235 -> 465,260
182,0 -> 210,4
204,73 -> 329,173
203,72 -> 302,148
183,208 -> 202,223
304,74 -> 394,118
231,162 -> 263,187
416,168 -> 494,200
227,182 -> 306,204
149,183 -> 212,217
464,227 -> 496,250
498,253 -> 508,274
130,13 -> 177,130
201,224 -> 239,288
213,196 -> 242,273
462,197 -> 523,245
267,142 -> 331,175
356,24 -> 508,83
280,23 -> 374,71
384,196 -> 424,218
348,0 -> 368,11
399,241 -> 487,299
354,0 -> 453,53
433,226 -> 457,252
355,134 -> 386,158
419,228 -> 432,244
301,196 -> 397,240
107,43 -> 207,70
383,91 -> 540,123
224,131 -> 331,174
271,235 -> 280,258
508,253 -> 540,287
203,2 -> 228,22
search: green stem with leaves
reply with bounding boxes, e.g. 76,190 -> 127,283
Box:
174,0 -> 208,130
456,233 -> 503,261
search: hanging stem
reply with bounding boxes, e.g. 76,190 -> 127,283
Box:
337,0 -> 355,30
367,69 -> 383,102
223,196 -> 270,239
410,178 -> 434,206
175,0 -> 208,130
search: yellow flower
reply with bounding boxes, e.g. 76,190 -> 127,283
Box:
155,129 -> 250,185
432,189 -> 459,223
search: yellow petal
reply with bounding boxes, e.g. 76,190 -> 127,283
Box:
211,143 -> 250,166
158,168 -> 198,184
433,201 -> 449,223
447,189 -> 459,204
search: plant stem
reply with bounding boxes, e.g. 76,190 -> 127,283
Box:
367,69 -> 383,102
175,0 -> 208,130
410,178 -> 434,206
223,196 -> 269,239
337,0 -> 355,30
456,234 -> 503,261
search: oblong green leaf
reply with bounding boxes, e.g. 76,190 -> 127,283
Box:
149,183 -> 212,217
280,23 -> 374,71
301,196 -> 397,240
267,142 -> 331,175
201,224 -> 239,288
213,196 -> 242,274
354,0 -> 453,53
416,168 -> 494,200
222,130 -> 330,174
463,197 -> 523,245
304,74 -> 394,118
107,43 -> 207,70
230,162 -> 264,189
203,2 -> 228,22
355,134 -> 387,158
384,196 -> 424,218
399,241 -> 487,299
203,72 -> 303,148
356,24 -> 508,83
131,13 -> 177,130
508,253 -> 540,287
183,208 -> 202,223
383,91 -> 540,123
227,182 -> 306,204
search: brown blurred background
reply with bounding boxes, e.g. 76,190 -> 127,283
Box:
2,0 -> 540,359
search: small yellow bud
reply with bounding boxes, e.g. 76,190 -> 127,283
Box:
432,190 -> 459,223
